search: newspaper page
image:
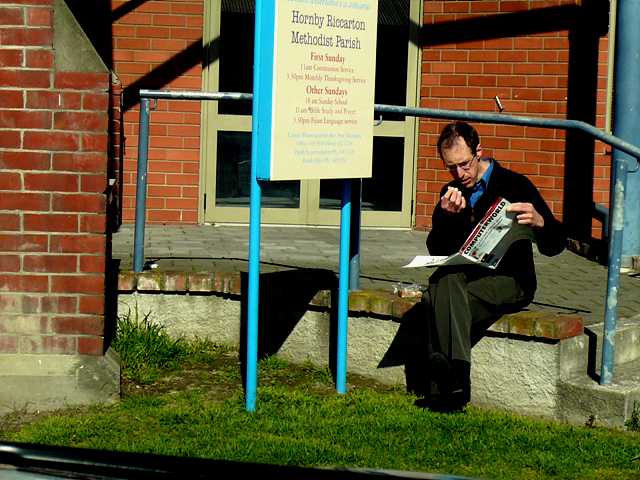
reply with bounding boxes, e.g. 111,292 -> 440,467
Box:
402,197 -> 533,270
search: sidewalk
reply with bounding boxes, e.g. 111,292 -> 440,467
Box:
111,223 -> 640,327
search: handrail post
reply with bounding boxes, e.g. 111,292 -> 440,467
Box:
349,179 -> 362,291
133,97 -> 151,273
600,156 -> 628,384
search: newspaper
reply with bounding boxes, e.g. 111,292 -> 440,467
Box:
403,197 -> 533,270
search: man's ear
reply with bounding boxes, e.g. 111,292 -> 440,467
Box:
475,144 -> 483,157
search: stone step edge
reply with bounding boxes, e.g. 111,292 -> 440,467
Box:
561,364 -> 640,392
579,316 -> 640,367
557,358 -> 640,429
118,270 -> 583,341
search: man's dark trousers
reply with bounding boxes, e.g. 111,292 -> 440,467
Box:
423,266 -> 530,400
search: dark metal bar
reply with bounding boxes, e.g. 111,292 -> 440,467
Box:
137,89 -> 640,164
593,202 -> 609,239
610,0 -> 640,265
374,103 -> 640,165
0,440 -> 474,479
139,89 -> 253,102
600,0 -> 640,384
133,98 -> 151,273
349,179 -> 362,291
600,157 -> 628,384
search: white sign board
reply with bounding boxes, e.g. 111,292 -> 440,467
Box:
254,0 -> 378,180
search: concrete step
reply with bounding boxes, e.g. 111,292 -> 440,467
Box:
558,357 -> 640,429
584,314 -> 640,372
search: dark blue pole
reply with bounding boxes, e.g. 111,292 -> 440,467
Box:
133,98 -> 150,273
611,0 -> 640,264
600,157 -> 628,384
600,0 -> 640,384
349,179 -> 362,291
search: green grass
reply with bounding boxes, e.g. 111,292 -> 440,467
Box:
111,304 -> 233,384
626,401 -> 640,432
2,311 -> 640,480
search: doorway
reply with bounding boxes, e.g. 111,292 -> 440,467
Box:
201,0 -> 421,227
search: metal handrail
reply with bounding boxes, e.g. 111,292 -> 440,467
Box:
134,89 -> 639,389
138,88 -> 640,160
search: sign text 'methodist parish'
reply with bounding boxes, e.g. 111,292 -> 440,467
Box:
290,10 -> 366,49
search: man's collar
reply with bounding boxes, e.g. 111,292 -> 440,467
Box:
467,159 -> 493,207
472,158 -> 493,190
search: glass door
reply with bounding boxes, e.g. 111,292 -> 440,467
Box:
201,0 -> 421,227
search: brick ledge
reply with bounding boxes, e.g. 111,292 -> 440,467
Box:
118,270 -> 583,341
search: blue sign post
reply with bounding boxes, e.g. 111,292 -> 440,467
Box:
247,0 -> 378,411
245,0 -> 273,413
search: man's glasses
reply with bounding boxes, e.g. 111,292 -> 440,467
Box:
446,154 -> 478,172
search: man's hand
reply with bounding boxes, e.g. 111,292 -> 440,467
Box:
508,202 -> 544,228
440,186 -> 466,213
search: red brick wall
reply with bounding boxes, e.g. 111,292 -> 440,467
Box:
0,0 -> 109,355
112,0 -> 204,224
416,0 -> 612,240
108,0 -> 612,240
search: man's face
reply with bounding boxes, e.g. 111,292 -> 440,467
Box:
441,137 -> 481,189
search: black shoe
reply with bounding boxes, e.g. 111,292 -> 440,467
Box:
404,357 -> 430,397
414,394 -> 466,413
428,351 -> 453,389
425,354 -> 471,412
447,360 -> 471,411
446,388 -> 469,412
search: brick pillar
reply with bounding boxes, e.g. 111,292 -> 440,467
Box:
0,0 -> 118,413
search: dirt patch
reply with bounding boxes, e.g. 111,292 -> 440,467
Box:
121,351 -> 243,398
1,351 -> 404,435
121,351 -> 400,398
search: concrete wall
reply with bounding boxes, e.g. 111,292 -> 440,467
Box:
118,290 -> 587,421
118,291 -> 407,387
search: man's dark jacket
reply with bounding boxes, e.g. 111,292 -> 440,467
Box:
426,159 -> 566,300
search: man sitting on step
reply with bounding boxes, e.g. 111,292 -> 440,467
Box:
419,121 -> 567,412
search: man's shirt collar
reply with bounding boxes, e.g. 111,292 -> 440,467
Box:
469,158 -> 494,207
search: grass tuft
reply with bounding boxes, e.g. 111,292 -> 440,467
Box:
625,401 -> 640,432
112,304 -> 230,384
112,305 -> 188,384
